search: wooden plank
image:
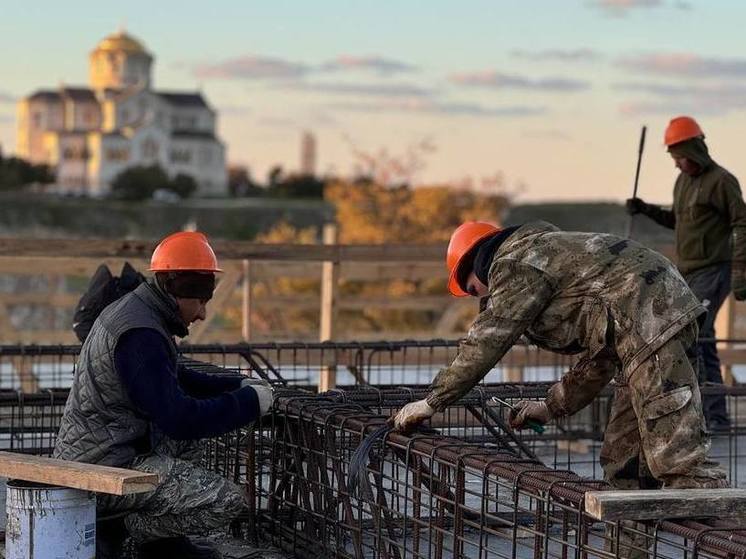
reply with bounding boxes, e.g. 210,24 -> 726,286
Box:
12,356 -> 39,393
0,292 -> 80,307
242,259 -> 252,342
0,451 -> 159,495
585,489 -> 746,521
0,257 -> 443,281
0,238 -> 445,263
319,224 -> 339,392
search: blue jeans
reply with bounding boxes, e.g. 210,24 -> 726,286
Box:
684,262 -> 731,425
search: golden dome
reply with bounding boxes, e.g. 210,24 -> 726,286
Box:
94,31 -> 148,55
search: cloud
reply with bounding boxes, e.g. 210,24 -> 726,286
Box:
591,0 -> 663,16
192,53 -> 419,82
194,56 -> 309,80
615,81 -> 746,116
278,81 -> 435,98
618,53 -> 746,79
330,98 -> 546,117
449,71 -> 590,92
674,0 -> 692,9
0,92 -> 17,104
618,100 -> 730,116
510,48 -> 601,62
320,55 -> 417,75
254,111 -> 338,129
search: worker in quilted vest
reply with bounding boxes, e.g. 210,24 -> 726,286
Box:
393,221 -> 727,494
54,231 -> 272,559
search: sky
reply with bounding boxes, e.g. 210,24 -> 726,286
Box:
3,0 -> 746,203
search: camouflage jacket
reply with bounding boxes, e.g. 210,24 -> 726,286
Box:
426,221 -> 704,412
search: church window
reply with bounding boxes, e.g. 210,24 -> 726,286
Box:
106,147 -> 129,162
141,138 -> 159,159
84,109 -> 97,127
171,149 -> 191,163
198,147 -> 212,165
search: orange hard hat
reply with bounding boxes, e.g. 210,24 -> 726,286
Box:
149,231 -> 222,273
664,116 -> 704,147
446,221 -> 500,297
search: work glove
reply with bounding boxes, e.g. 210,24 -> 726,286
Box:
732,262 -> 746,301
241,377 -> 273,416
391,399 -> 435,432
625,197 -> 649,216
509,400 -> 552,430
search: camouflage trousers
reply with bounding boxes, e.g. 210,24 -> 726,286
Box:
598,325 -> 726,558
98,438 -> 245,543
600,323 -> 727,489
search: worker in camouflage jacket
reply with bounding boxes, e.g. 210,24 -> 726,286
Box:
627,116 -> 746,429
393,220 -> 727,491
54,232 -> 273,559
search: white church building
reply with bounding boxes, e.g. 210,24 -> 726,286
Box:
16,30 -> 227,196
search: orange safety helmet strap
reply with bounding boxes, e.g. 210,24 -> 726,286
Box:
664,116 -> 704,147
149,231 -> 223,273
446,221 -> 500,297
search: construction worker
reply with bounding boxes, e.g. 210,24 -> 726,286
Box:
54,232 -> 272,559
626,116 -> 746,430
393,221 -> 727,492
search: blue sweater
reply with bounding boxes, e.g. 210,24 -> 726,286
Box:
114,328 -> 260,440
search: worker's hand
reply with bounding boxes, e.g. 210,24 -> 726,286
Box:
625,197 -> 649,216
391,399 -> 435,432
732,262 -> 746,301
241,377 -> 273,415
509,400 -> 552,430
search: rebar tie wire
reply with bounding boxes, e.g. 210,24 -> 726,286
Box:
347,423 -> 393,498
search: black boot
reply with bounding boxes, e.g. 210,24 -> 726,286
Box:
138,536 -> 221,559
96,516 -> 128,559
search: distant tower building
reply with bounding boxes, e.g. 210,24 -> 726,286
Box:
300,131 -> 316,176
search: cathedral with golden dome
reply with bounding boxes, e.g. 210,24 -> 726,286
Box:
16,30 -> 227,196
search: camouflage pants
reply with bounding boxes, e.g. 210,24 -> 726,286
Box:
600,324 -> 727,490
98,438 -> 245,543
599,326 -> 726,558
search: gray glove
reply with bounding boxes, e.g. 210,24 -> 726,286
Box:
391,399 -> 435,432
241,377 -> 273,415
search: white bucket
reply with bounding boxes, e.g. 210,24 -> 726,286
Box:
5,480 -> 96,559
0,476 -> 7,532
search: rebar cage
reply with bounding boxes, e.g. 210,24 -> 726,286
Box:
0,341 -> 745,558
256,391 -> 746,559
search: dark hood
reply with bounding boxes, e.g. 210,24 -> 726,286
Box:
668,137 -> 712,173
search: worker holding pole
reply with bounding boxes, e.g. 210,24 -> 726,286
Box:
393,221 -> 727,494
626,116 -> 746,430
54,232 -> 273,559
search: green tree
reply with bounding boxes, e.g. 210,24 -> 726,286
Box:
111,165 -> 170,200
0,155 -> 54,190
267,173 -> 324,199
168,173 -> 198,199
